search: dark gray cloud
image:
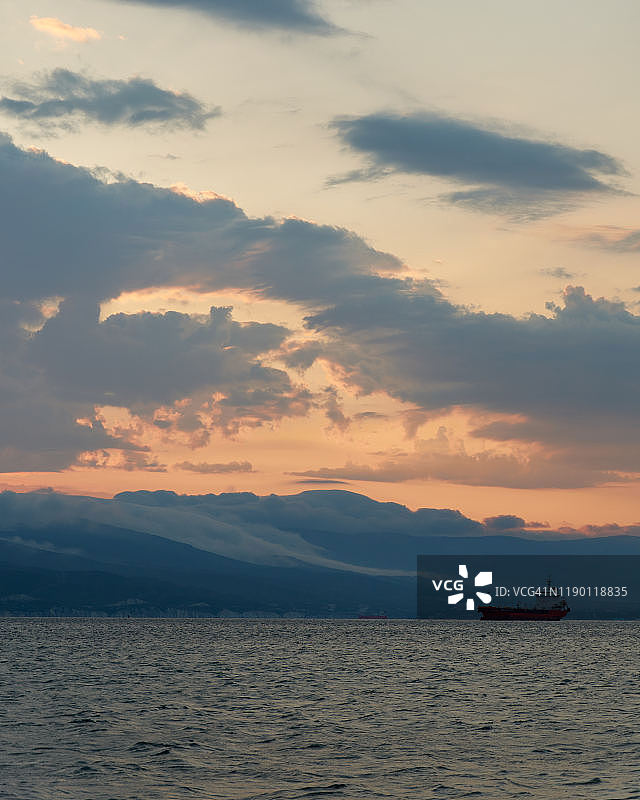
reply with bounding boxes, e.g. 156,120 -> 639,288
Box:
0,69 -> 217,130
0,133 -> 398,306
289,283 -> 640,487
22,302 -> 311,462
30,303 -> 292,410
303,285 -> 640,421
483,515 -> 526,532
322,386 -> 350,431
0,299 -> 132,472
0,134 -> 397,468
0,301 -> 309,471
113,0 -> 337,33
331,112 -> 625,217
1,134 -> 638,488
441,187 -> 576,222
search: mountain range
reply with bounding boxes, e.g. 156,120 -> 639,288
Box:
0,489 -> 638,617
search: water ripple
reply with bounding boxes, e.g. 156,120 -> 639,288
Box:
0,619 -> 638,799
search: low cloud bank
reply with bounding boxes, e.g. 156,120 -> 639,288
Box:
0,489 -> 638,577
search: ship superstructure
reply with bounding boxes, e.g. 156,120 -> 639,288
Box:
478,578 -> 569,620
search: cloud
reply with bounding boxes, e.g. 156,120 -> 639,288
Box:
175,460 -> 254,473
0,489 -> 436,573
0,134 -> 397,468
322,386 -> 350,432
0,69 -> 217,130
569,225 -> 640,252
30,303 -> 293,410
567,522 -> 640,538
0,299 -> 131,472
78,450 -> 167,471
110,0 -> 337,34
319,285 -> 638,427
539,266 -> 576,279
23,302 -> 312,459
0,133 -> 399,305
291,283 -> 640,487
30,16 -> 101,43
295,478 -> 351,485
293,457 -> 617,490
483,515 -> 526,532
293,428 -> 624,489
331,112 -> 625,217
113,487 -> 485,543
1,134 -> 638,487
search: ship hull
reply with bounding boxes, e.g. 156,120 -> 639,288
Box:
478,606 -> 569,620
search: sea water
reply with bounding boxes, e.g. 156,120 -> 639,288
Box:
0,619 -> 638,799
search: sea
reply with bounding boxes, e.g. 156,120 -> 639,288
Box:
0,619 -> 638,800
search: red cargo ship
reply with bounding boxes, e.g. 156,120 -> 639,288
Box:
478,578 -> 570,620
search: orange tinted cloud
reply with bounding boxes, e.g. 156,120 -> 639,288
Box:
30,16 -> 101,43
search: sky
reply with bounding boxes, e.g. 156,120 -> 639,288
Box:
0,0 -> 639,526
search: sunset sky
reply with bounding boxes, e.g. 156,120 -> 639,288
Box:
1,0 -> 639,526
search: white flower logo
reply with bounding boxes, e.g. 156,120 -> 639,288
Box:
448,564 -> 493,611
